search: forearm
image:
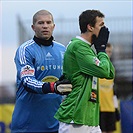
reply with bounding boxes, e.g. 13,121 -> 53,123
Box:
22,76 -> 72,95
97,52 -> 115,79
22,76 -> 49,94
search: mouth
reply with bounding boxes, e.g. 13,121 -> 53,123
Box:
42,31 -> 49,35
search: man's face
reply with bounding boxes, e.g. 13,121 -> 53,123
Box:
92,16 -> 105,37
32,14 -> 55,40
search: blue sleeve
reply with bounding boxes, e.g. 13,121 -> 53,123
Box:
15,45 -> 50,94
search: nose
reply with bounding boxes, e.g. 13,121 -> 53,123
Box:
42,22 -> 48,28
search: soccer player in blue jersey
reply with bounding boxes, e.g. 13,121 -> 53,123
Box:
11,10 -> 72,133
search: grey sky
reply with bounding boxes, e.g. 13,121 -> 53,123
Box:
0,1 -> 132,84
1,1 -> 132,46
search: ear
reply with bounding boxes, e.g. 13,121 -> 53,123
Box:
87,24 -> 94,32
31,25 -> 35,31
53,24 -> 55,29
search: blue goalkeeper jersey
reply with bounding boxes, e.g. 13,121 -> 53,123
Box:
11,39 -> 66,132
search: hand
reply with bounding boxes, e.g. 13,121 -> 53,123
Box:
54,79 -> 72,95
92,26 -> 109,53
50,75 -> 72,95
42,75 -> 72,95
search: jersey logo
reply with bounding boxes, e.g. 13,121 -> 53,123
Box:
89,77 -> 98,103
93,57 -> 100,66
45,52 -> 54,60
60,51 -> 65,59
21,65 -> 35,78
89,89 -> 97,103
41,66 -> 45,71
42,76 -> 58,82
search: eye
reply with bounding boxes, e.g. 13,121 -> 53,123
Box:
47,21 -> 52,24
38,21 -> 44,24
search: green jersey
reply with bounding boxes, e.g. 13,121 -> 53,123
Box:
55,37 -> 115,126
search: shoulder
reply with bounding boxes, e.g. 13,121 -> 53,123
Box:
53,41 -> 65,49
17,39 -> 36,52
20,39 -> 35,49
66,38 -> 85,51
67,37 -> 85,48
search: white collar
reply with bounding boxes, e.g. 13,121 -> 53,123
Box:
76,36 -> 91,46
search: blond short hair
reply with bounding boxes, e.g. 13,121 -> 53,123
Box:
32,10 -> 54,24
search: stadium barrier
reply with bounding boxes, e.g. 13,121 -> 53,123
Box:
0,104 -> 14,133
0,101 -> 132,133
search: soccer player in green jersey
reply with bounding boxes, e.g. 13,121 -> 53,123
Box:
55,9 -> 115,133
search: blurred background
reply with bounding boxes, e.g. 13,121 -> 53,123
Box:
0,1 -> 132,133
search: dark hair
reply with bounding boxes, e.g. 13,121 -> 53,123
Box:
106,43 -> 112,48
79,10 -> 104,33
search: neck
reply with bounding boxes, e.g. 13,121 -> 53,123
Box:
33,36 -> 54,46
81,32 -> 92,44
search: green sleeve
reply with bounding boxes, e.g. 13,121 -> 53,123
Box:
75,44 -> 115,79
97,52 -> 115,79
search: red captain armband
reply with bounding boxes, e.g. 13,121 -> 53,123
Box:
50,82 -> 55,93
42,82 -> 54,94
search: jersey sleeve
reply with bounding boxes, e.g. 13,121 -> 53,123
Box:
15,45 -> 49,94
75,44 -> 115,79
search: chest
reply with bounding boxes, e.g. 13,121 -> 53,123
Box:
33,46 -> 64,72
